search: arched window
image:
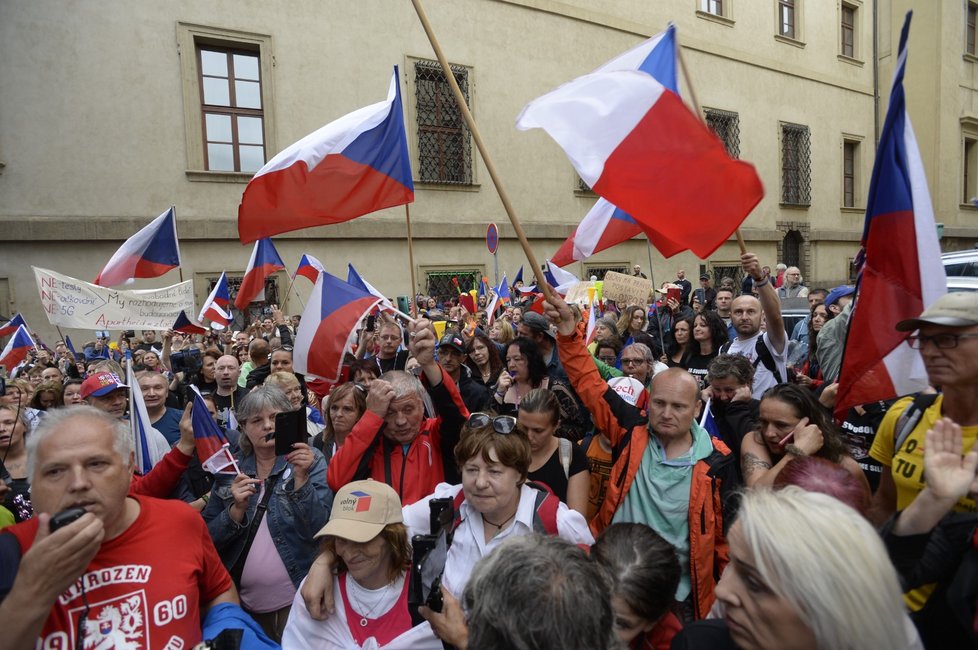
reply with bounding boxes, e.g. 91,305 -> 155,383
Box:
783,230 -> 804,270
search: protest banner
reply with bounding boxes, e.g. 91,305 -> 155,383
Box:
601,271 -> 653,306
34,267 -> 195,330
563,281 -> 598,306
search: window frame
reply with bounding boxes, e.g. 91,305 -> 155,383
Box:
967,2 -> 977,57
778,0 -> 796,39
177,23 -> 275,183
841,135 -> 864,210
704,107 -> 741,159
696,0 -> 734,26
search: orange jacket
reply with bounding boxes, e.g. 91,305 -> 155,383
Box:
557,330 -> 740,619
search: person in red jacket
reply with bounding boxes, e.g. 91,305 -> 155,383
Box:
542,290 -> 740,622
327,317 -> 468,505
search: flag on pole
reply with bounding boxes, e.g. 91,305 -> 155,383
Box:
834,11 -> 945,420
699,399 -> 721,438
515,28 -> 763,259
295,254 -> 326,283
238,67 -> 414,243
293,272 -> 382,382
199,272 -> 233,329
0,313 -> 27,339
513,266 -> 524,286
126,361 -> 155,475
0,326 -> 35,372
190,389 -> 240,475
234,239 -> 285,310
477,277 -> 490,299
544,260 -> 579,294
94,207 -> 181,286
347,264 -> 395,310
64,335 -> 78,358
585,298 -> 599,345
496,276 -> 512,306
173,310 -> 209,335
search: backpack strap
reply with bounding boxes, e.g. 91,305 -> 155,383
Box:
558,438 -> 572,480
894,393 -> 940,455
450,488 -> 467,535
526,481 -> 560,536
753,336 -> 786,385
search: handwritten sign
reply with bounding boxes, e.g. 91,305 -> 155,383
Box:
34,267 -> 195,330
601,271 -> 654,306
563,281 -> 597,306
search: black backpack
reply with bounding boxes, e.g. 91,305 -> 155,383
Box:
720,336 -> 786,385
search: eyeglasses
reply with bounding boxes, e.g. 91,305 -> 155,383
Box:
467,412 -> 518,434
621,357 -> 647,366
906,333 -> 978,349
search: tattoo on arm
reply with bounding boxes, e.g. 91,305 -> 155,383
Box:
742,452 -> 773,479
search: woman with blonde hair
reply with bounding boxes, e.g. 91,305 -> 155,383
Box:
616,304 -> 648,340
674,487 -> 918,650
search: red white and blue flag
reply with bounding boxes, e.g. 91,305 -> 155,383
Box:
585,297 -> 599,345
295,254 -> 326,283
199,272 -> 233,329
172,310 -> 208,336
544,261 -> 579,295
0,313 -> 27,339
234,239 -> 285,310
293,271 -> 382,382
0,326 -> 35,372
126,361 -> 156,475
238,67 -> 415,243
95,207 -> 181,286
835,12 -> 945,420
516,26 -> 763,259
190,388 -> 239,475
348,264 -> 394,310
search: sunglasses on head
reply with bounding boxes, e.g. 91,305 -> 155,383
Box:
467,412 -> 518,435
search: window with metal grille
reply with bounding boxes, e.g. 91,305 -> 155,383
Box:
843,141 -> 857,207
425,270 -> 480,303
781,123 -> 811,206
778,0 -> 796,38
583,264 -> 627,281
968,3 -> 977,55
841,4 -> 855,57
415,60 -> 473,185
704,108 -> 740,158
197,46 -> 266,173
577,176 -> 594,193
207,274 -> 280,328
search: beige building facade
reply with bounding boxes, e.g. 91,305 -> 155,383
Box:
0,0 -> 974,343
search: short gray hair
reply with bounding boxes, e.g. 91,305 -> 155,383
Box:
27,406 -> 132,479
236,384 -> 292,456
463,534 -> 616,650
622,342 -> 653,364
378,370 -> 425,402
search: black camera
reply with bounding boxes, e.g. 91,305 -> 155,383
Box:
408,497 -> 454,618
171,348 -> 203,374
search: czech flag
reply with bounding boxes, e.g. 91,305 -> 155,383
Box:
190,389 -> 239,475
295,254 -> 326,283
544,260 -> 579,295
0,313 -> 27,339
0,326 -> 34,372
95,207 -> 181,286
348,264 -> 394,310
293,272 -> 382,382
477,277 -> 490,299
585,297 -> 599,345
496,276 -> 512,306
516,28 -> 763,259
834,12 -> 946,420
238,67 -> 415,243
234,239 -> 285,310
199,272 -> 232,329
173,310 -> 208,335
126,361 -> 156,475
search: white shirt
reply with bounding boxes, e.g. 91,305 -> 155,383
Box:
402,483 -> 594,599
726,330 -> 787,399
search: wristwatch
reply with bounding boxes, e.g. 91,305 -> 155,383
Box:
784,444 -> 807,457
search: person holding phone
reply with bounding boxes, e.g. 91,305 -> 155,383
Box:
202,384 -> 332,642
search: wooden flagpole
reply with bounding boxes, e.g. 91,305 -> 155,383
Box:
676,39 -> 748,255
410,0 -> 553,300
405,204 -> 419,317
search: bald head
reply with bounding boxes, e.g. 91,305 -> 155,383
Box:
784,267 -> 802,287
648,368 -> 700,441
215,355 -> 241,390
731,295 -> 762,338
249,339 -> 270,365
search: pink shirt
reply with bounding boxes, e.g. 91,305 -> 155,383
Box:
239,503 -> 296,612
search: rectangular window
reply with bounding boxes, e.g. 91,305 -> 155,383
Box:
841,5 -> 856,57
424,270 -> 480,301
704,108 -> 741,158
778,0 -> 795,38
781,123 -> 811,206
197,46 -> 266,173
968,3 -> 977,55
701,0 -> 724,15
965,137 -> 978,204
415,60 -> 473,185
843,140 -> 857,208
583,264 -> 627,281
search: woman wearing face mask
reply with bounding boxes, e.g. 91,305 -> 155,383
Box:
672,487 -> 919,650
282,480 -> 441,649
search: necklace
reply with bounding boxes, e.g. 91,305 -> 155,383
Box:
481,510 -> 516,533
347,577 -> 395,627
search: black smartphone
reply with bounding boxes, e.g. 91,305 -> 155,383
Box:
366,315 -> 376,332
273,409 -> 307,456
50,506 -> 86,532
124,330 -> 136,338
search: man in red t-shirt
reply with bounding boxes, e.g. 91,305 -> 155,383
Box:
0,406 -> 236,648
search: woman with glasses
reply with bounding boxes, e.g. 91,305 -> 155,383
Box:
740,383 -> 866,490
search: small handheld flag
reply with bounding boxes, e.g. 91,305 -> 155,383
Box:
295,254 -> 326,283
190,389 -> 240,475
199,272 -> 232,329
95,207 -> 181,287
235,239 -> 286,310
0,313 -> 28,339
0,326 -> 35,372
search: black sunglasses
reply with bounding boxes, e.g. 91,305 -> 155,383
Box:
467,412 -> 518,435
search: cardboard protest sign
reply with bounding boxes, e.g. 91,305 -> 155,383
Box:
601,271 -> 653,306
563,281 -> 598,305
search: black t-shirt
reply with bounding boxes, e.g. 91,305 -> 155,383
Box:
527,440 -> 589,503
838,400 -> 893,492
212,387 -> 249,428
682,350 -> 718,387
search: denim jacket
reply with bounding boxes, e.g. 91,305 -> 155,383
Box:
202,450 -> 332,588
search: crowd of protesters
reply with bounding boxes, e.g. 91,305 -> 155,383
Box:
1,251 -> 977,649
